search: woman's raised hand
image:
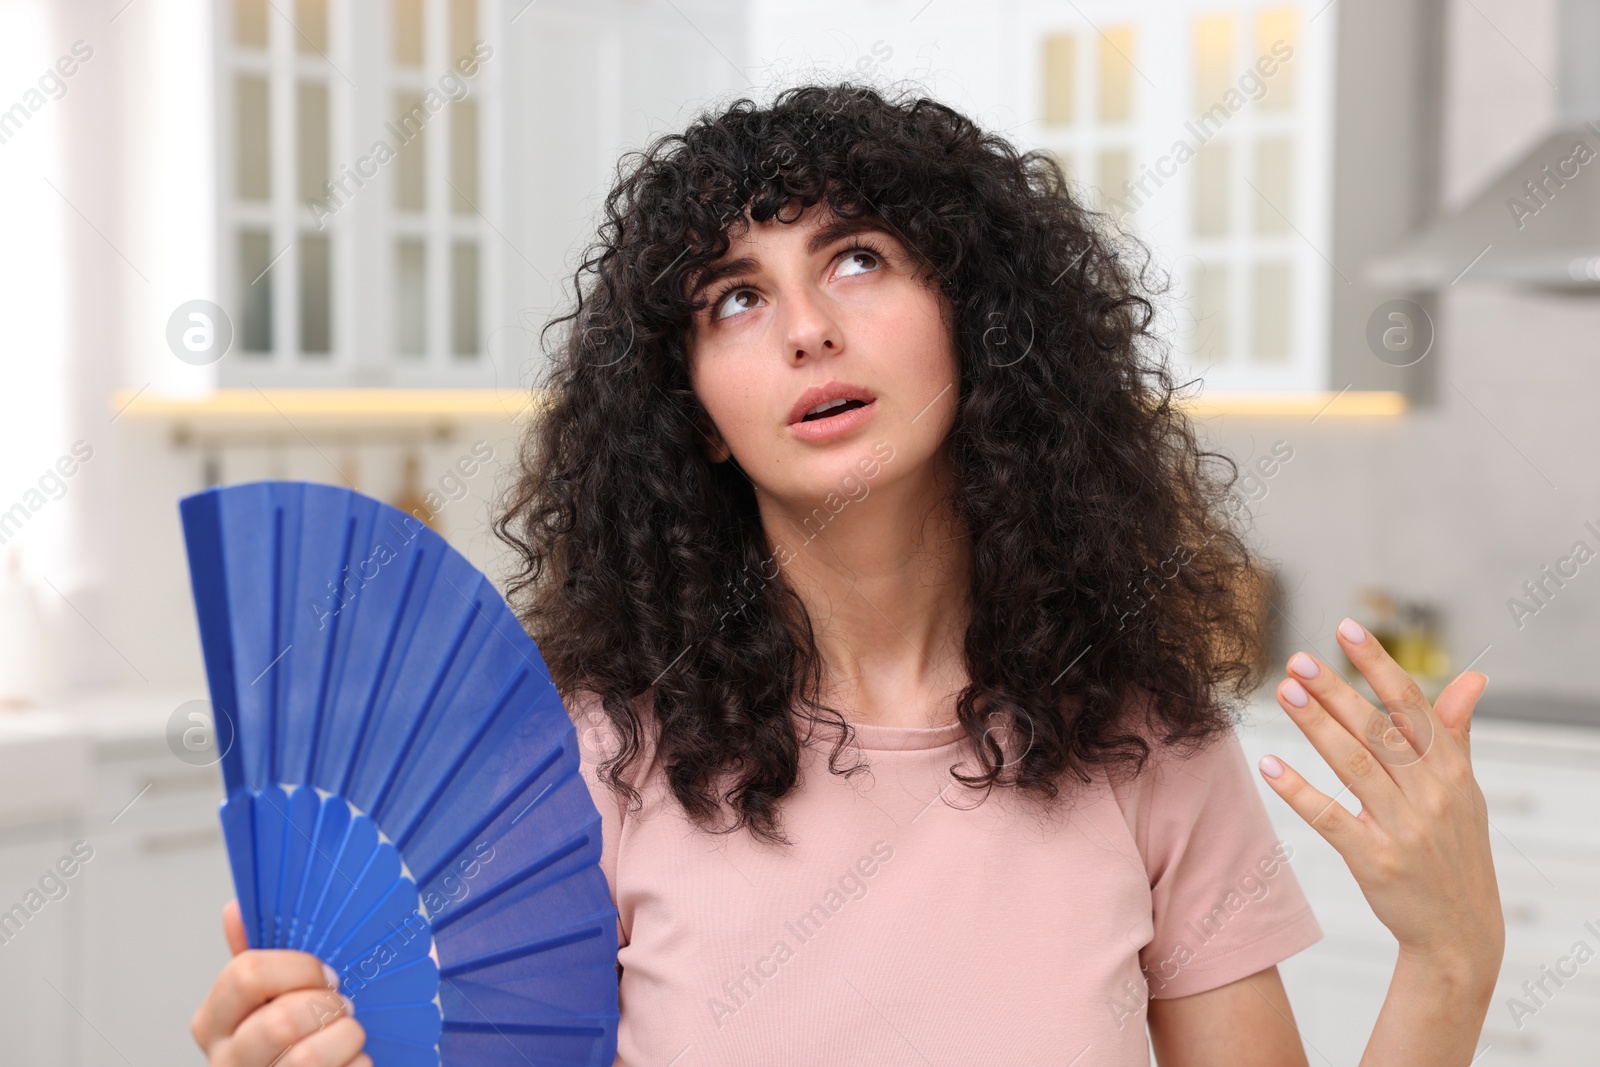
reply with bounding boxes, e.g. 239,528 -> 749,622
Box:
190,899 -> 370,1067
1258,616 -> 1505,986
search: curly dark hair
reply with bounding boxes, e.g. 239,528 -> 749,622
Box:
493,80 -> 1274,848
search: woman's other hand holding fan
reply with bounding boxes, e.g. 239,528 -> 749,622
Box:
191,899 -> 370,1067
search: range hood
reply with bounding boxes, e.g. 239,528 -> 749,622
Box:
1366,0 -> 1600,291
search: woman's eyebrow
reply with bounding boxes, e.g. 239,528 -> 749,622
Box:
803,217 -> 893,256
687,257 -> 758,301
686,218 -> 894,299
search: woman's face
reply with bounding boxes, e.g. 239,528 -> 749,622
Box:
683,202 -> 961,514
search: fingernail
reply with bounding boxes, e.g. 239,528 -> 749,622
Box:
1288,652 -> 1319,679
1338,617 -> 1366,643
321,963 -> 339,990
339,993 -> 356,1016
1282,678 -> 1309,707
1260,755 -> 1285,779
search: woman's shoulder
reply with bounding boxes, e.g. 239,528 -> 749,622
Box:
1101,687 -> 1252,825
1095,687 -> 1280,887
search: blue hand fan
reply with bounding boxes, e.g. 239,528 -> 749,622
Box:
180,480 -> 619,1066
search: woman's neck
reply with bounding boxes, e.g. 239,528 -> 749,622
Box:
761,448 -> 972,730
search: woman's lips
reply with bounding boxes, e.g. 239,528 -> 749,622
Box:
787,398 -> 878,442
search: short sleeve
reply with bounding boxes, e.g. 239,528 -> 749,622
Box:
1129,727 -> 1323,999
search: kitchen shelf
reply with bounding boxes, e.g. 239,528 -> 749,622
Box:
111,387 -> 1406,430
1188,391 -> 1407,417
113,387 -> 545,426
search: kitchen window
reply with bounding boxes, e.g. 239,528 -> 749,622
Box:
217,0 -> 493,386
1032,1 -> 1332,393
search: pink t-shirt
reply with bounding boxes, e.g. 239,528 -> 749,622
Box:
570,690 -> 1322,1066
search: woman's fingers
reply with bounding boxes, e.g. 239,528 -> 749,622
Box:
1327,617 -> 1462,775
227,987 -> 359,1067
295,1015 -> 367,1066
192,905 -> 366,1067
1432,669 -> 1488,765
1256,750 -> 1371,855
1286,647 -> 1422,772
222,899 -> 248,957
1274,668 -> 1404,822
192,948 -> 333,1053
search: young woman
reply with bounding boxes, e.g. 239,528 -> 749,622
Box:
192,83 -> 1504,1066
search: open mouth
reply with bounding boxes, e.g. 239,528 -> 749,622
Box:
800,398 -> 870,422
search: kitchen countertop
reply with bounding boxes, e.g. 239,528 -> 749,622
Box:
0,689 -> 202,826
1471,690 -> 1600,729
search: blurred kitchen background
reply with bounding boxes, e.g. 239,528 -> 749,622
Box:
1,0 -> 1598,1062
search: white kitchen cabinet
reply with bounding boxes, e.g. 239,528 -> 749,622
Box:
78,734 -> 233,1067
0,719 -> 90,1067
0,816 -> 88,1067
0,696 -> 232,1066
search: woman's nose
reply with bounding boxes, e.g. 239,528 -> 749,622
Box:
781,287 -> 842,363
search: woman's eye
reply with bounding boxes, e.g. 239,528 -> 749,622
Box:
713,288 -> 763,322
836,249 -> 882,278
